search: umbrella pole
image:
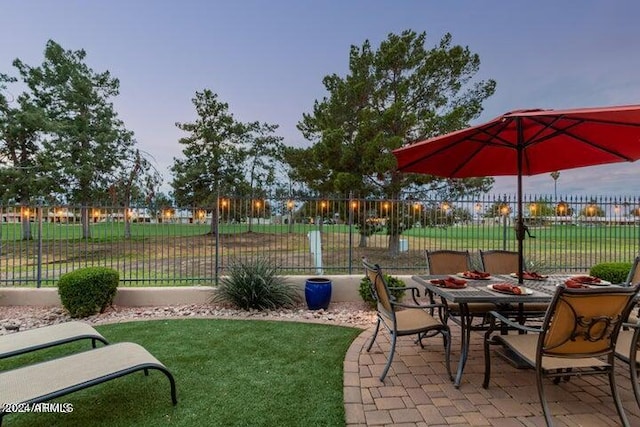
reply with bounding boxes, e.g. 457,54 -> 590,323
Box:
516,120 -> 524,285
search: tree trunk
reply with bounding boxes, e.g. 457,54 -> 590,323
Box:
124,206 -> 132,239
211,206 -> 219,236
387,233 -> 400,257
359,233 -> 367,248
21,215 -> 32,240
81,206 -> 91,239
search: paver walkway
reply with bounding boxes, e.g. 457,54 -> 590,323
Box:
344,326 -> 640,426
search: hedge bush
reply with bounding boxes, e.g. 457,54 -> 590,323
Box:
58,267 -> 120,318
589,262 -> 632,284
359,275 -> 406,309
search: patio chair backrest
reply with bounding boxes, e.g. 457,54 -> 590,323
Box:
363,260 -> 393,316
426,250 -> 471,274
480,250 -> 519,274
540,285 -> 640,358
626,256 -> 640,285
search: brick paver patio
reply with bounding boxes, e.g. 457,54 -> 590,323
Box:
344,325 -> 640,426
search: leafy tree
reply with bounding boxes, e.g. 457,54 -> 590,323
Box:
0,73 -> 47,239
171,90 -> 285,234
13,40 -> 135,238
111,149 -> 162,238
555,201 -> 573,216
238,121 -> 284,231
580,202 -> 605,217
485,201 -> 512,218
526,200 -> 555,217
288,30 -> 496,254
171,90 -> 246,234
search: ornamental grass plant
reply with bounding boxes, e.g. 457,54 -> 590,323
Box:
213,257 -> 300,310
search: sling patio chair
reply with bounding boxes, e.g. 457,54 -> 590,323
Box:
626,256 -> 640,286
362,259 -> 452,382
425,249 -> 496,328
615,318 -> 640,409
0,342 -> 177,426
479,249 -> 549,315
0,321 -> 108,361
483,283 -> 640,427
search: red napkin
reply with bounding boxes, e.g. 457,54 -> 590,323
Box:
571,275 -> 601,284
521,271 -> 547,280
462,270 -> 491,279
430,276 -> 467,289
564,279 -> 590,289
491,283 -> 523,294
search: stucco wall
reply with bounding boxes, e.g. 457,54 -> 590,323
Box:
0,275 -> 415,307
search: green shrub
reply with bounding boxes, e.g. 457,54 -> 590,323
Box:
589,262 -> 632,284
359,275 -> 406,309
213,257 -> 300,310
58,267 -> 119,318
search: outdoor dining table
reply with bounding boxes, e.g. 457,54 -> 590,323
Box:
411,274 -> 573,388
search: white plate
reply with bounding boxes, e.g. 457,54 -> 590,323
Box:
569,275 -> 611,286
457,272 -> 492,280
429,279 -> 468,288
509,272 -> 548,281
487,284 -> 533,295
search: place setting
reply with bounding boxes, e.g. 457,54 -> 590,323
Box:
509,271 -> 548,281
456,270 -> 492,280
486,283 -> 533,295
429,276 -> 468,289
563,275 -> 612,288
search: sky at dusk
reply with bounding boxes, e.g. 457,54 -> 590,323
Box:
1,0 -> 640,198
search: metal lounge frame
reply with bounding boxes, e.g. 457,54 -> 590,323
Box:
0,342 -> 177,425
0,321 -> 108,361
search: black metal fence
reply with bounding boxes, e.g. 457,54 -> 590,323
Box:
1,194 -> 639,287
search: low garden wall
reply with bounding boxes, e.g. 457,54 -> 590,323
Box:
1,275 -> 414,307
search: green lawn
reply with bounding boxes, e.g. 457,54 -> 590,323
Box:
0,319 -> 362,426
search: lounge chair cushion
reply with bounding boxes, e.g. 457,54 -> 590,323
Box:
0,342 -> 177,413
499,334 -> 610,371
0,321 -> 108,360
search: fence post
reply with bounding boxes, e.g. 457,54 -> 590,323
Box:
214,190 -> 220,286
348,192 -> 353,274
36,201 -> 43,288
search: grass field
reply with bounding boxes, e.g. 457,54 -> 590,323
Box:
1,220 -> 638,285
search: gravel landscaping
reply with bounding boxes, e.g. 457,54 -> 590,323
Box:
0,302 -> 377,335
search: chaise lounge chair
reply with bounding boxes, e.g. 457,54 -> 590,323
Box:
0,342 -> 177,425
0,321 -> 108,360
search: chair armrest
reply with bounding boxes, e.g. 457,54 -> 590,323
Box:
623,321 -> 640,329
488,310 -> 543,334
392,301 -> 446,311
389,286 -> 422,304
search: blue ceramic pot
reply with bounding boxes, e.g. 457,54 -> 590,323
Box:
305,277 -> 332,310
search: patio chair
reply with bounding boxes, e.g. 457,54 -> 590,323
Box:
0,342 -> 177,426
483,284 -> 640,427
479,249 -> 548,315
426,249 -> 472,275
615,321 -> 640,409
0,321 -> 108,360
362,259 -> 452,382
425,250 -> 496,327
626,256 -> 640,286
624,256 -> 640,323
479,249 -> 520,274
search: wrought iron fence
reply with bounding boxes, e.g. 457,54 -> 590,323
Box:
1,194 -> 639,287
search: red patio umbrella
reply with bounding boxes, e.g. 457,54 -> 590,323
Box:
392,104 -> 640,283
